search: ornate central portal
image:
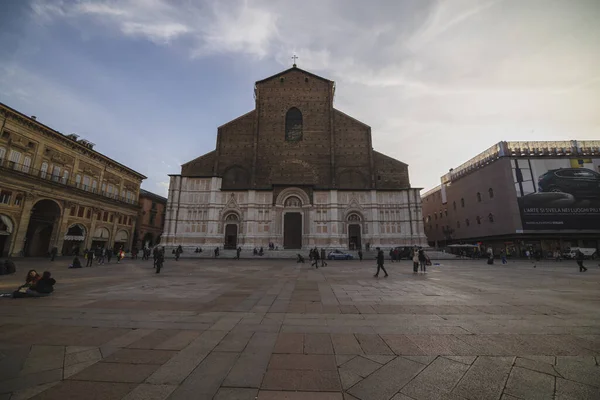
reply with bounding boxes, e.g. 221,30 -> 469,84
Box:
284,212 -> 302,249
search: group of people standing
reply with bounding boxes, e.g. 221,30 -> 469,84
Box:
68,246 -> 124,269
309,248 -> 328,268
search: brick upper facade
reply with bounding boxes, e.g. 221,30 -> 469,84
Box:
180,67 -> 410,192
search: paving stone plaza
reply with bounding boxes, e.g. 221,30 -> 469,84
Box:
0,258 -> 599,400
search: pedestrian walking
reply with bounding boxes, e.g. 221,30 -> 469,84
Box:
576,250 -> 587,272
85,248 -> 94,267
418,248 -> 428,273
214,247 -> 219,258
374,247 -> 388,277
106,248 -> 113,263
412,248 -> 419,273
236,246 -> 241,259
98,247 -> 105,265
153,247 -> 159,267
486,247 -> 494,265
175,245 -> 183,261
50,247 -> 57,262
320,248 -> 327,267
389,249 -> 395,262
312,248 -> 320,268
358,249 -> 363,261
501,249 -> 507,265
156,248 -> 164,274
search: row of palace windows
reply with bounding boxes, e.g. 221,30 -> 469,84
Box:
0,190 -> 22,206
0,147 -> 136,203
69,205 -> 133,226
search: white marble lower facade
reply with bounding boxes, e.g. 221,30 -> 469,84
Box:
162,176 -> 427,251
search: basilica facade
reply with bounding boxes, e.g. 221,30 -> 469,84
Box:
163,66 -> 426,251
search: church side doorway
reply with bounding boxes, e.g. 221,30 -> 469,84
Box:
224,224 -> 238,249
348,224 -> 361,250
284,212 -> 302,249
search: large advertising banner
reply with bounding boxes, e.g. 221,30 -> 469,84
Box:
512,157 -> 600,230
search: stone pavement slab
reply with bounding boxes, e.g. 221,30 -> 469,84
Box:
213,387 -> 259,400
400,356 -> 469,398
28,381 -> 137,400
167,351 -> 239,400
503,366 -> 555,400
452,356 -> 514,399
347,356 -> 424,400
69,362 -> 159,383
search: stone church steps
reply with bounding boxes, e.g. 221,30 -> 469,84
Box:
161,248 -> 457,260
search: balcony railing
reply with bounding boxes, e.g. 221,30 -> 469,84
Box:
0,159 -> 139,207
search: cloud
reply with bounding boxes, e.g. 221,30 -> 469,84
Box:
21,0 -> 600,191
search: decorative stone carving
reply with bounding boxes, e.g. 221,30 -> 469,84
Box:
284,196 -> 302,208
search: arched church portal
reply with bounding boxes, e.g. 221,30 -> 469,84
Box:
283,196 -> 303,249
224,213 -> 239,249
347,213 -> 362,250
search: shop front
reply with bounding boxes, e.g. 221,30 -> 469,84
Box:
62,224 -> 86,256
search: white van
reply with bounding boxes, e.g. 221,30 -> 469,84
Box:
563,247 -> 597,259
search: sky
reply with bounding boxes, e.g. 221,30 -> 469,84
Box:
1,0 -> 599,197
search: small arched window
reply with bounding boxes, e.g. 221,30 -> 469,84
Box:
476,192 -> 482,202
465,219 -> 470,227
488,213 -> 495,223
453,201 -> 456,210
488,188 -> 494,199
461,198 -> 465,208
285,107 -> 303,142
434,213 -> 437,220
476,216 -> 481,225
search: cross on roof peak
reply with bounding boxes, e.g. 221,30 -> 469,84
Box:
291,54 -> 298,67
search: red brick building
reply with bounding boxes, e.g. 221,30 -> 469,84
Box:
135,189 -> 166,249
163,65 -> 427,251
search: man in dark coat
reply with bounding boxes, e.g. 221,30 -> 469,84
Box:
320,248 -> 327,267
311,248 -> 320,268
576,250 -> 588,272
85,248 -> 94,267
374,247 -> 388,277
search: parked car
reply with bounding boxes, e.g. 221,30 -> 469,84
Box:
538,168 -> 600,198
562,247 -> 597,260
327,250 -> 354,260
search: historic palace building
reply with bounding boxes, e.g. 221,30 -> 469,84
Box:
0,102 -> 145,257
163,66 -> 426,251
135,189 -> 167,249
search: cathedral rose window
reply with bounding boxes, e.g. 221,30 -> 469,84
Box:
285,108 -> 303,142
